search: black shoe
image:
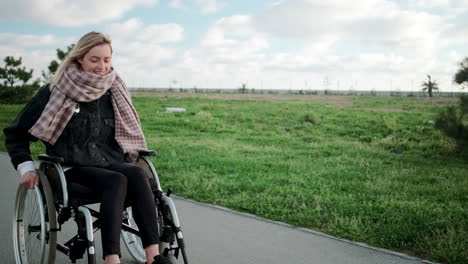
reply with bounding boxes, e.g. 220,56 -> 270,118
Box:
152,255 -> 172,264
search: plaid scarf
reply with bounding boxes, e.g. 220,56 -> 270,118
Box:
29,64 -> 147,161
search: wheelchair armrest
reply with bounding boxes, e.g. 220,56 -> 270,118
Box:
139,150 -> 158,157
38,154 -> 65,163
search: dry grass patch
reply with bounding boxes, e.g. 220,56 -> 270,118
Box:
131,91 -> 354,109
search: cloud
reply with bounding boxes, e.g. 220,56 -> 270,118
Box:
0,33 -> 74,48
139,24 -> 184,43
0,0 -> 159,27
169,0 -> 184,8
189,1 -> 465,91
409,0 -> 468,9
107,18 -> 184,44
409,0 -> 451,8
195,0 -> 224,14
254,0 -> 449,56
201,15 -> 269,64
167,0 -> 223,13
202,15 -> 257,45
104,19 -> 185,86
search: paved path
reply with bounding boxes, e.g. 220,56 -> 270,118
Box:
0,152 -> 436,264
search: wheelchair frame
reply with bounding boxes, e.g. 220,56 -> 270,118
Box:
12,151 -> 189,264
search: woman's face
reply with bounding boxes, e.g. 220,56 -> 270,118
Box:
78,44 -> 112,76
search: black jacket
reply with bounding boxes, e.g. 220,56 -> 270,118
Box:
3,84 -> 125,169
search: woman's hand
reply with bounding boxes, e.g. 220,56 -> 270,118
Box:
20,170 -> 40,189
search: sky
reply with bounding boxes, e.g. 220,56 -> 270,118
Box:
0,0 -> 468,92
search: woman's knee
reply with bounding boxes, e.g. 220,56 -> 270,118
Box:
123,164 -> 148,182
129,163 -> 146,175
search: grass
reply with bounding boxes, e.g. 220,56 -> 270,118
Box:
1,93 -> 467,264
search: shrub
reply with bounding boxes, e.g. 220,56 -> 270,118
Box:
300,113 -> 317,125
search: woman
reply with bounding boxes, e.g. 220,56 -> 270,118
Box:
4,32 -> 171,264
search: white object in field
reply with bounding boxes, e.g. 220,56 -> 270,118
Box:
165,107 -> 186,112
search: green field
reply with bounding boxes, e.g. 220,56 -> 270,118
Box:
1,93 -> 467,264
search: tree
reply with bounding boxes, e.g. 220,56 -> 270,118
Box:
433,58 -> 468,153
453,57 -> 468,88
0,56 -> 40,104
435,95 -> 468,151
41,44 -> 75,84
240,83 -> 248,94
421,75 -> 439,97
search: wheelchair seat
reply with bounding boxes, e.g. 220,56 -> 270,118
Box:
68,182 -> 101,206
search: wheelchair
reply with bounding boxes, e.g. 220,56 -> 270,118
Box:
12,151 -> 189,264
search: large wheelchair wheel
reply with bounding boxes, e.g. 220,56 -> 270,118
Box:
13,170 -> 58,264
121,207 -> 147,263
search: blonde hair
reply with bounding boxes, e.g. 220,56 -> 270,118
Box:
50,31 -> 112,89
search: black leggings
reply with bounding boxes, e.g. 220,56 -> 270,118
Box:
65,163 -> 159,256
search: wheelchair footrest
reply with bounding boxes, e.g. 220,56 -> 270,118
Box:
68,238 -> 88,262
163,247 -> 180,258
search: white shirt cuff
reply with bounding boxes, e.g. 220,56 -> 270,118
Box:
17,161 -> 35,176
